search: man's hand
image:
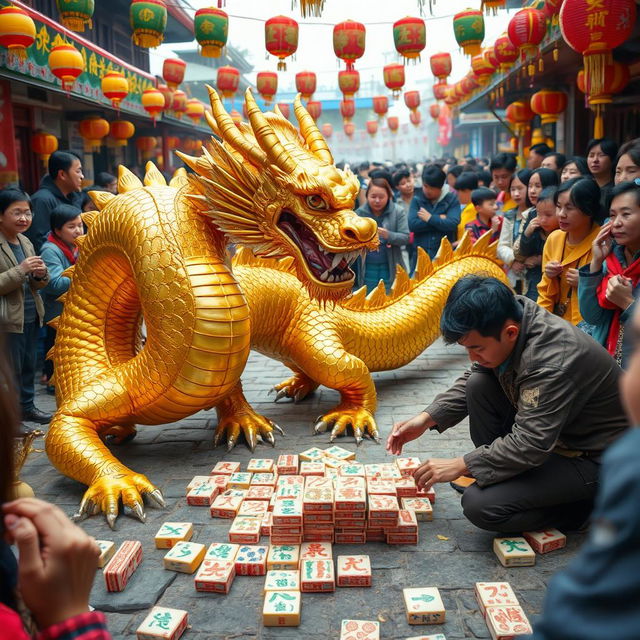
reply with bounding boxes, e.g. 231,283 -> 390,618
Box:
413,457 -> 469,491
566,267 -> 579,288
417,207 -> 432,223
386,412 -> 432,455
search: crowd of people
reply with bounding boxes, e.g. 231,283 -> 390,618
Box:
1,136 -> 640,638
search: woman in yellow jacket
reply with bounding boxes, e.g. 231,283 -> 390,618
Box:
538,177 -> 603,326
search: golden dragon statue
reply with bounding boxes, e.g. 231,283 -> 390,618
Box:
214,231 -> 507,447
45,88 -> 378,527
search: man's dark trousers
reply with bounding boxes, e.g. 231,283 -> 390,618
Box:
461,370 -> 600,532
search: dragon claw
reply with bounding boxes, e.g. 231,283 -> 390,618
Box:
316,406 -> 378,445
106,512 -> 117,530
226,437 -> 236,453
265,431 -> 276,447
314,420 -> 329,434
148,489 -> 166,508
131,502 -> 146,523
274,424 -> 285,437
274,389 -> 288,402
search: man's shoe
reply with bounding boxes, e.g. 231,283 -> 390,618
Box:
450,476 -> 477,494
22,407 -> 52,424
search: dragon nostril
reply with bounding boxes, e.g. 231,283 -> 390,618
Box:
341,227 -> 358,241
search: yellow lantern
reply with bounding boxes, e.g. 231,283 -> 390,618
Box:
48,44 -> 84,92
101,71 -> 129,110
141,87 -> 165,124
0,5 -> 36,59
185,98 -> 205,125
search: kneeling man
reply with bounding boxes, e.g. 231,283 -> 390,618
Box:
387,275 -> 628,532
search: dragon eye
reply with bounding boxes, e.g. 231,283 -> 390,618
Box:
306,194 -> 329,211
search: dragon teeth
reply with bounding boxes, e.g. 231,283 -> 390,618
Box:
331,253 -> 342,270
320,270 -> 329,281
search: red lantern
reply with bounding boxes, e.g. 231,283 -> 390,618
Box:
338,70 -> 360,100
560,0 -> 636,98
343,121 -> 356,138
265,15 -> 298,71
162,58 -> 186,90
506,100 -> 534,134
471,52 -> 496,85
101,71 -> 128,110
387,116 -> 399,134
48,44 -> 84,92
333,20 -> 365,70
306,101 -> 322,121
256,71 -> 278,104
373,95 -> 388,119
295,71 -> 316,100
508,7 -> 547,74
383,63 -> 405,99
79,117 -> 110,152
433,82 -> 448,101
186,98 -> 205,124
340,99 -> 355,122
171,89 -> 187,118
577,61 -> 630,137
410,110 -> 421,127
494,33 -> 518,72
277,102 -> 290,119
430,53 -> 452,81
110,120 -> 135,146
0,5 -> 36,59
157,84 -> 173,110
31,132 -> 58,165
461,73 -> 480,95
484,45 -> 499,70
217,65 -> 240,99
142,87 -> 165,123
429,104 -> 440,120
136,136 -> 158,160
404,90 -> 420,113
393,16 -> 426,63
321,123 -> 333,138
530,90 -> 568,125
366,120 -> 378,136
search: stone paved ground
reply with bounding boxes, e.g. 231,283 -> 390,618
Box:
22,340 -> 584,639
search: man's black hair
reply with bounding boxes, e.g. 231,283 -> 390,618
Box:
489,152 -> 517,173
50,203 -> 82,230
471,187 -> 497,208
477,169 -> 492,187
441,275 -> 523,344
455,172 -> 479,192
422,165 -> 446,189
447,165 -> 464,179
530,143 -> 552,157
48,151 -> 81,180
392,168 -> 411,188
543,152 -> 566,169
96,171 -> 116,188
358,161 -> 370,173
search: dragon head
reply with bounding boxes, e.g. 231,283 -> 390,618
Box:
179,87 -> 379,303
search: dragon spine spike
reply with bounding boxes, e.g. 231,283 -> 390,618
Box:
47,317 -> 59,330
204,108 -> 221,138
88,189 -> 114,210
143,162 -> 167,187
412,247 -> 434,282
169,167 -> 188,189
472,229 -> 493,254
117,165 -> 143,193
390,265 -> 411,298
174,150 -> 199,174
207,85 -> 267,168
433,237 -> 454,266
74,235 -> 86,248
245,88 -> 298,175
45,346 -> 55,360
455,231 -> 473,256
365,280 -> 387,307
60,266 -> 74,279
346,286 -> 367,307
80,211 -> 97,226
293,93 -> 333,165
56,292 -> 67,304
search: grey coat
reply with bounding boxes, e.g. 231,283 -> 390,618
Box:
355,201 -> 409,288
424,296 -> 628,487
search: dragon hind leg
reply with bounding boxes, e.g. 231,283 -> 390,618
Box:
272,370 -> 319,403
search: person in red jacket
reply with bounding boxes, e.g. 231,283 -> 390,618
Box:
0,351 -> 110,640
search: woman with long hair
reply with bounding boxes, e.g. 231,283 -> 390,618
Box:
538,178 -> 603,326
578,181 -> 640,368
355,177 -> 409,292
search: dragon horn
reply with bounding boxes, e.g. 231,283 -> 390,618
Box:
294,93 -> 333,165
245,88 -> 298,174
206,84 -> 266,168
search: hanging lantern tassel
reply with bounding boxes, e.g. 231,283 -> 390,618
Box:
593,103 -> 605,139
585,51 -> 611,103
553,45 -> 559,62
539,58 -> 544,72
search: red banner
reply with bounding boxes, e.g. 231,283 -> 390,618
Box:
0,79 -> 18,188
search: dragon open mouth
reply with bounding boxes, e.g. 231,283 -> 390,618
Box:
277,212 -> 361,283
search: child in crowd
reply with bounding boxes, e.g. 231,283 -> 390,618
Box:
40,204 -> 83,393
516,186 -> 560,301
464,187 -> 501,243
454,172 -> 479,244
538,177 -> 603,327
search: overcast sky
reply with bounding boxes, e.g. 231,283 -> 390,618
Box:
153,1 -> 516,97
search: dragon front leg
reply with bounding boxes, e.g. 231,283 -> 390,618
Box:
46,412 -> 164,530
213,382 -> 285,452
288,333 -> 379,446
272,370 -> 319,403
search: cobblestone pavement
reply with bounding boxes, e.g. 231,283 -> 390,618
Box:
21,340 -> 584,639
